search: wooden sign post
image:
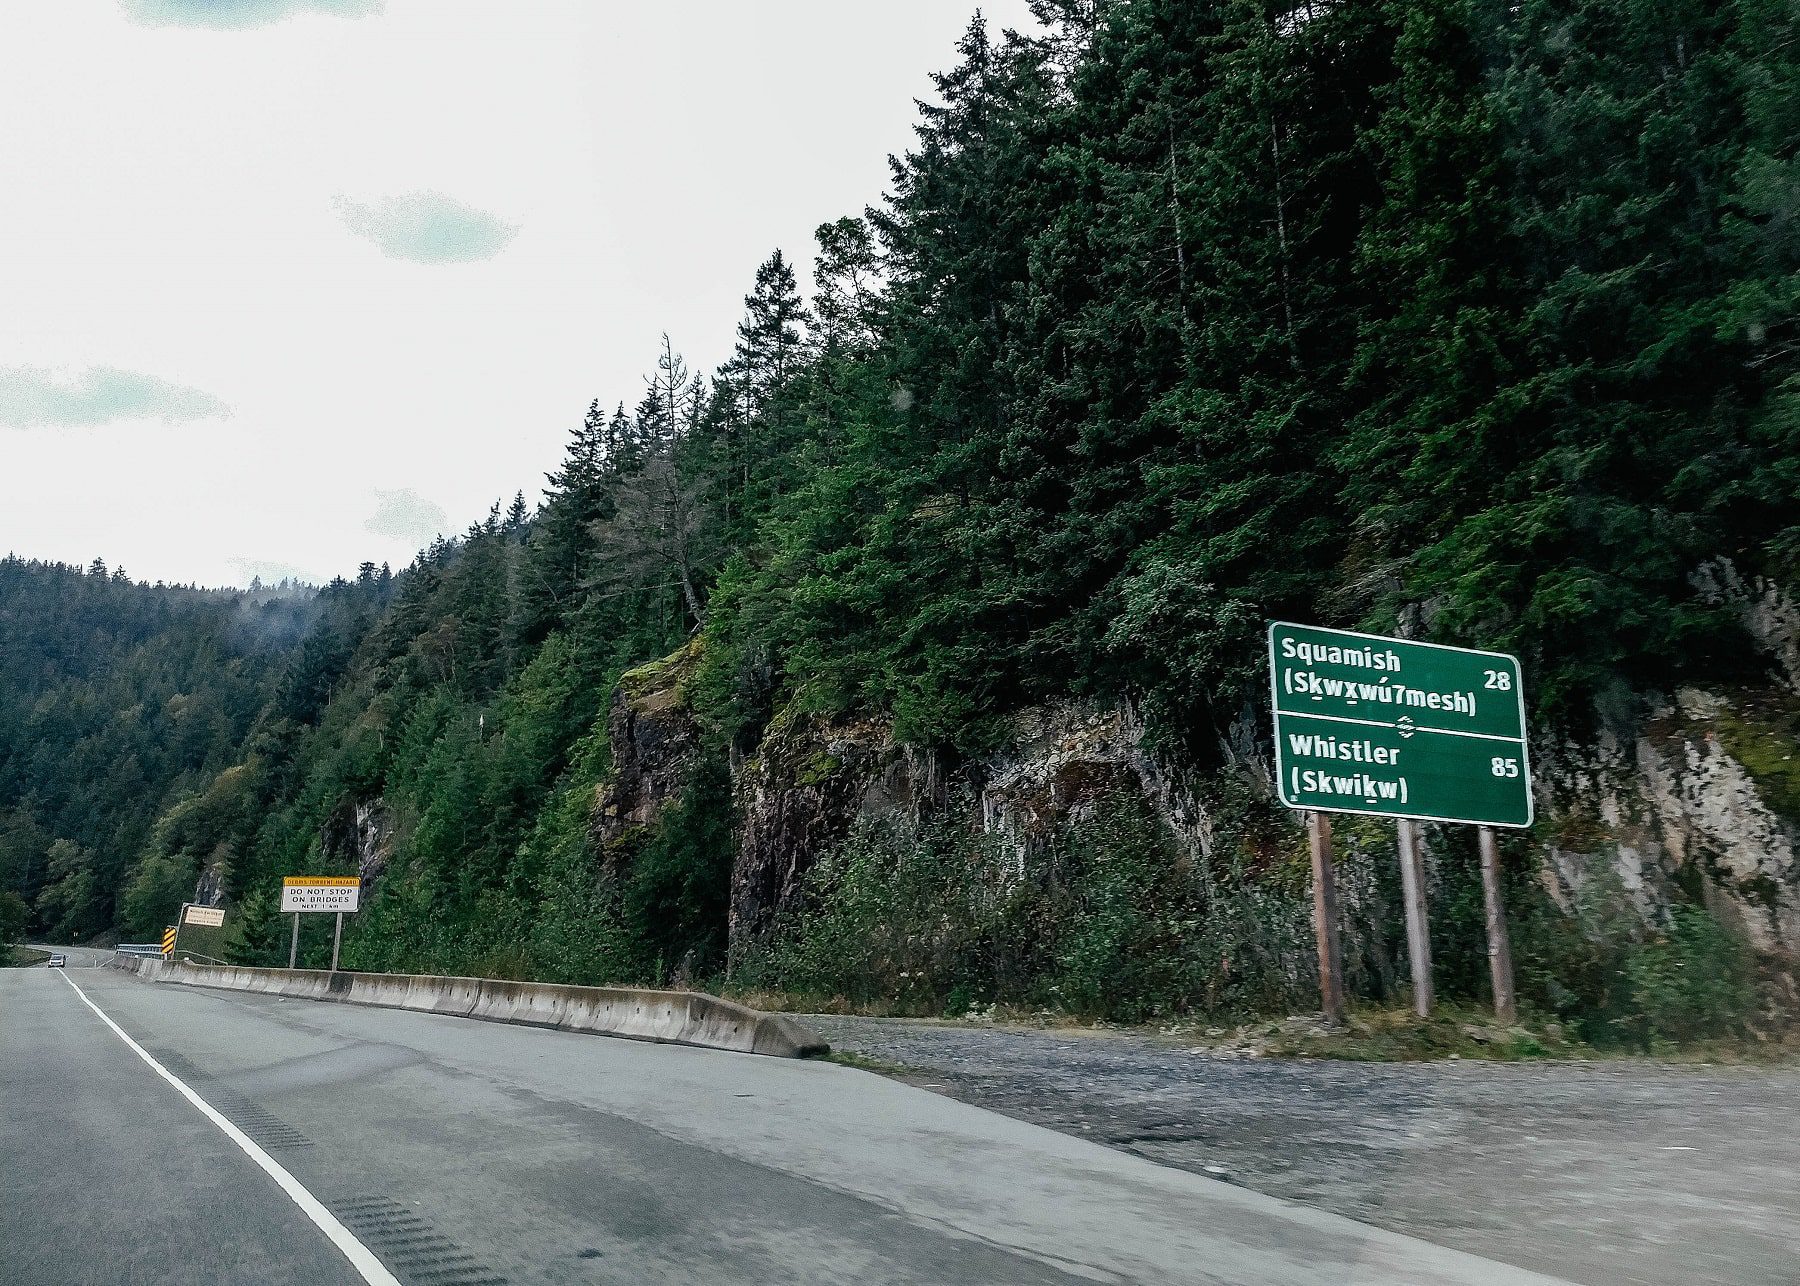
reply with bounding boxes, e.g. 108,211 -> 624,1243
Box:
1308,811 -> 1346,1026
1396,818 -> 1434,1016
1477,825 -> 1517,1023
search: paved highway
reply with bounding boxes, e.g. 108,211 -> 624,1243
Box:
0,964 -> 1568,1285
20,943 -> 114,967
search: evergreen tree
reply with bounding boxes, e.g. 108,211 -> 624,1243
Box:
519,400 -> 613,642
811,216 -> 882,354
723,250 -> 810,417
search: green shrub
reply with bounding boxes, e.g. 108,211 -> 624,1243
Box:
1510,859 -> 1642,1043
1623,907 -> 1759,1046
735,792 -> 1317,1023
733,812 -> 1027,1010
1510,855 -> 1767,1049
1045,804 -> 1210,1022
621,756 -> 736,983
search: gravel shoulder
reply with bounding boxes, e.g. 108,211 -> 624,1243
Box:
805,1015 -> 1800,1286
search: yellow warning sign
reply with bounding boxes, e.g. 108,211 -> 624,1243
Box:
161,926 -> 178,956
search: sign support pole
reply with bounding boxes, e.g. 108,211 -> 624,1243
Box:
289,912 -> 300,969
1477,826 -> 1517,1024
330,911 -> 343,972
1395,819 -> 1433,1016
1308,811 -> 1346,1026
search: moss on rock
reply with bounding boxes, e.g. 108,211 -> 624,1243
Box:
1712,695 -> 1800,824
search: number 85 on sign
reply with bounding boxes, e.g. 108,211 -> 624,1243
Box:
1268,622 -> 1533,828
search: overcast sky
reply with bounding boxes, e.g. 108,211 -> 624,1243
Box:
0,0 -> 1035,587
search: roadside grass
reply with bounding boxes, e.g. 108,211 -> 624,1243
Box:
1171,1004 -> 1574,1062
1188,1004 -> 1800,1064
730,987 -> 1799,1064
723,986 -> 924,1018
726,985 -> 1102,1028
820,1048 -> 923,1076
5,946 -> 50,968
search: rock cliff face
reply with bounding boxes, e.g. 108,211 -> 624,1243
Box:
1540,688 -> 1800,953
1692,559 -> 1800,690
321,798 -> 395,884
1517,568 -> 1800,954
590,640 -> 704,859
590,664 -> 1200,952
724,700 -> 1211,952
729,693 -> 1800,960
729,711 -> 902,944
596,636 -> 1800,963
976,703 -> 1210,858
191,860 -> 228,908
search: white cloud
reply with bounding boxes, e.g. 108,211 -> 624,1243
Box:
228,557 -> 321,587
0,0 -> 1038,586
0,366 -> 228,428
119,0 -> 383,29
365,488 -> 448,545
335,191 -> 518,264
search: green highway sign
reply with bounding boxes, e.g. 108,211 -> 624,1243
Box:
1268,622 -> 1533,828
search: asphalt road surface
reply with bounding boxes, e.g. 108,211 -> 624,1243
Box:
0,964 -> 1567,1286
805,1015 -> 1800,1286
20,943 -> 114,967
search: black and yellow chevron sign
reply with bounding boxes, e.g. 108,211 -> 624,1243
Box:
161,926 -> 177,956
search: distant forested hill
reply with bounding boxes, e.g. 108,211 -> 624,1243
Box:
5,2 -> 1796,1037
0,558 -> 318,941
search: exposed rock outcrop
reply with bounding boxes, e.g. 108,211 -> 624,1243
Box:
191,860 -> 228,908
1692,559 -> 1800,691
321,798 -> 395,884
602,635 -> 1800,967
591,639 -> 704,859
730,711 -> 902,946
726,699 -> 1211,953
1540,688 -> 1800,953
976,702 -> 1210,859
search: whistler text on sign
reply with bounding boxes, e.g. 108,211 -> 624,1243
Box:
1268,622 -> 1533,828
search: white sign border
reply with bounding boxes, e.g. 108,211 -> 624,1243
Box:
1267,620 -> 1535,829
280,879 -> 361,914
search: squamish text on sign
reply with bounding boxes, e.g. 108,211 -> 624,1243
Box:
280,876 -> 361,914
1268,621 -> 1532,1027
1268,621 -> 1533,828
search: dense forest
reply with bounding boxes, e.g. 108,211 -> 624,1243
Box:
5,0 -> 1796,1041
0,560 -> 315,947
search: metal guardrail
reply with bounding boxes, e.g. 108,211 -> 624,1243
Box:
113,945 -> 228,965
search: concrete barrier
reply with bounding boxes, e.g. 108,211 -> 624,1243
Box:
112,956 -> 827,1058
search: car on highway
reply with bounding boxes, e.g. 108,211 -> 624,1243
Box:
47,954 -> 65,968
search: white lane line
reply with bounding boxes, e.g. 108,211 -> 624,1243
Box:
58,971 -> 399,1286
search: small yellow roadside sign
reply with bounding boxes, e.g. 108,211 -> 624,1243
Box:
160,926 -> 177,956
